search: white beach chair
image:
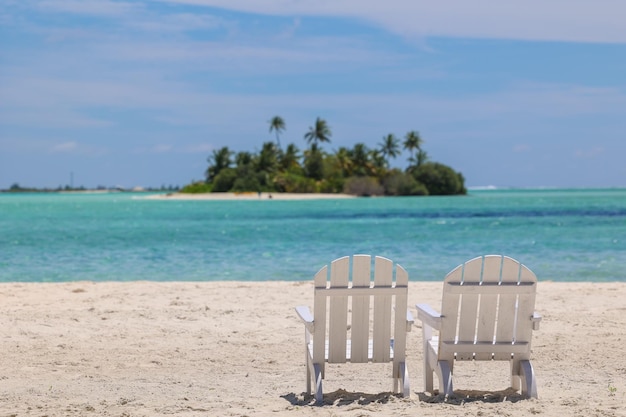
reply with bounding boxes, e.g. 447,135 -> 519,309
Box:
416,255 -> 541,399
295,255 -> 414,404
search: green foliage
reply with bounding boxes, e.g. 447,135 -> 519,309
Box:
343,176 -> 384,196
184,116 -> 466,197
411,162 -> 467,196
212,168 -> 238,192
379,134 -> 400,161
206,147 -> 232,182
268,115 -> 285,148
304,117 -> 332,146
383,171 -> 428,196
303,144 -> 325,180
180,182 -> 212,193
273,172 -> 318,193
232,175 -> 262,192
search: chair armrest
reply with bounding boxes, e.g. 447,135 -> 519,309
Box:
295,306 -> 314,333
406,309 -> 415,332
416,303 -> 442,330
531,312 -> 542,330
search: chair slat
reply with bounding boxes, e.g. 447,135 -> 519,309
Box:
328,257 -> 350,363
514,266 -> 537,351
313,266 -> 328,371
393,264 -> 409,374
475,256 -> 501,359
456,258 -> 481,359
440,265 -> 462,362
443,341 -> 530,354
494,256 -> 521,359
372,256 -> 393,362
350,255 -> 371,363
444,282 -> 535,295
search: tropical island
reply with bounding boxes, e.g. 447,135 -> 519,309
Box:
181,116 -> 466,197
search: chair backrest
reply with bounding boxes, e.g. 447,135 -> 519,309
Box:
311,255 -> 409,369
438,255 -> 538,361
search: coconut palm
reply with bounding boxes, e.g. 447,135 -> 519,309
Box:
256,142 -> 279,173
379,133 -> 400,166
206,146 -> 232,181
370,149 -> 387,176
268,116 -> 285,149
304,117 -> 332,147
403,131 -> 423,167
235,151 -> 253,168
280,143 -> 301,171
303,143 -> 325,180
350,143 -> 372,176
416,149 -> 429,167
334,147 -> 353,177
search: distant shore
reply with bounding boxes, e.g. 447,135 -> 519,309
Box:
145,192 -> 357,200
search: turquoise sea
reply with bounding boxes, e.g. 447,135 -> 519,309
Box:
1,189 -> 625,283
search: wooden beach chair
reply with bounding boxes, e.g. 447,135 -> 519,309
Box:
295,255 -> 414,404
416,255 -> 541,399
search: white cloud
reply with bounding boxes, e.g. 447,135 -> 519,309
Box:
162,0 -> 626,44
152,144 -> 173,153
183,143 -> 214,153
575,147 -> 605,159
37,0 -> 140,17
127,12 -> 225,33
51,141 -> 78,152
48,141 -> 109,155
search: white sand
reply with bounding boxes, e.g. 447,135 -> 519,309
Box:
145,192 -> 356,200
1,281 -> 625,416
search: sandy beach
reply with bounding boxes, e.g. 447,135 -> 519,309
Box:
145,192 -> 356,200
1,281 -> 625,416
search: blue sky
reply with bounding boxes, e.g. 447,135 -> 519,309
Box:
1,0 -> 625,189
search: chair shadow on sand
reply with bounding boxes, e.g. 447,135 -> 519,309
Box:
282,386 -> 527,407
281,389 -> 401,407
419,387 -> 527,405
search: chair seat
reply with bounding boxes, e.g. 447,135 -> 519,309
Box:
307,339 -> 396,363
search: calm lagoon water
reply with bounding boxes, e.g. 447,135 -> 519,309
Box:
1,189 -> 625,282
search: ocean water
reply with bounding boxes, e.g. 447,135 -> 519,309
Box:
1,189 -> 625,283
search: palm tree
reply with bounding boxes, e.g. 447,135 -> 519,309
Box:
256,141 -> 279,173
280,143 -> 301,171
206,146 -> 232,181
379,133 -> 400,166
235,151 -> 253,168
303,143 -> 325,180
334,147 -> 353,177
370,149 -> 387,176
416,149 -> 429,167
268,116 -> 285,149
304,117 -> 332,147
350,143 -> 371,176
403,131 -> 423,167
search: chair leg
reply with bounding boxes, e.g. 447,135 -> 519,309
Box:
400,362 -> 411,398
306,356 -> 311,395
511,359 -> 521,391
436,360 -> 454,397
422,328 -> 434,394
313,363 -> 323,404
519,360 -> 538,399
424,353 -> 434,394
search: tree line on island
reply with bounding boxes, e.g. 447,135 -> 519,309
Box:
182,116 -> 466,196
